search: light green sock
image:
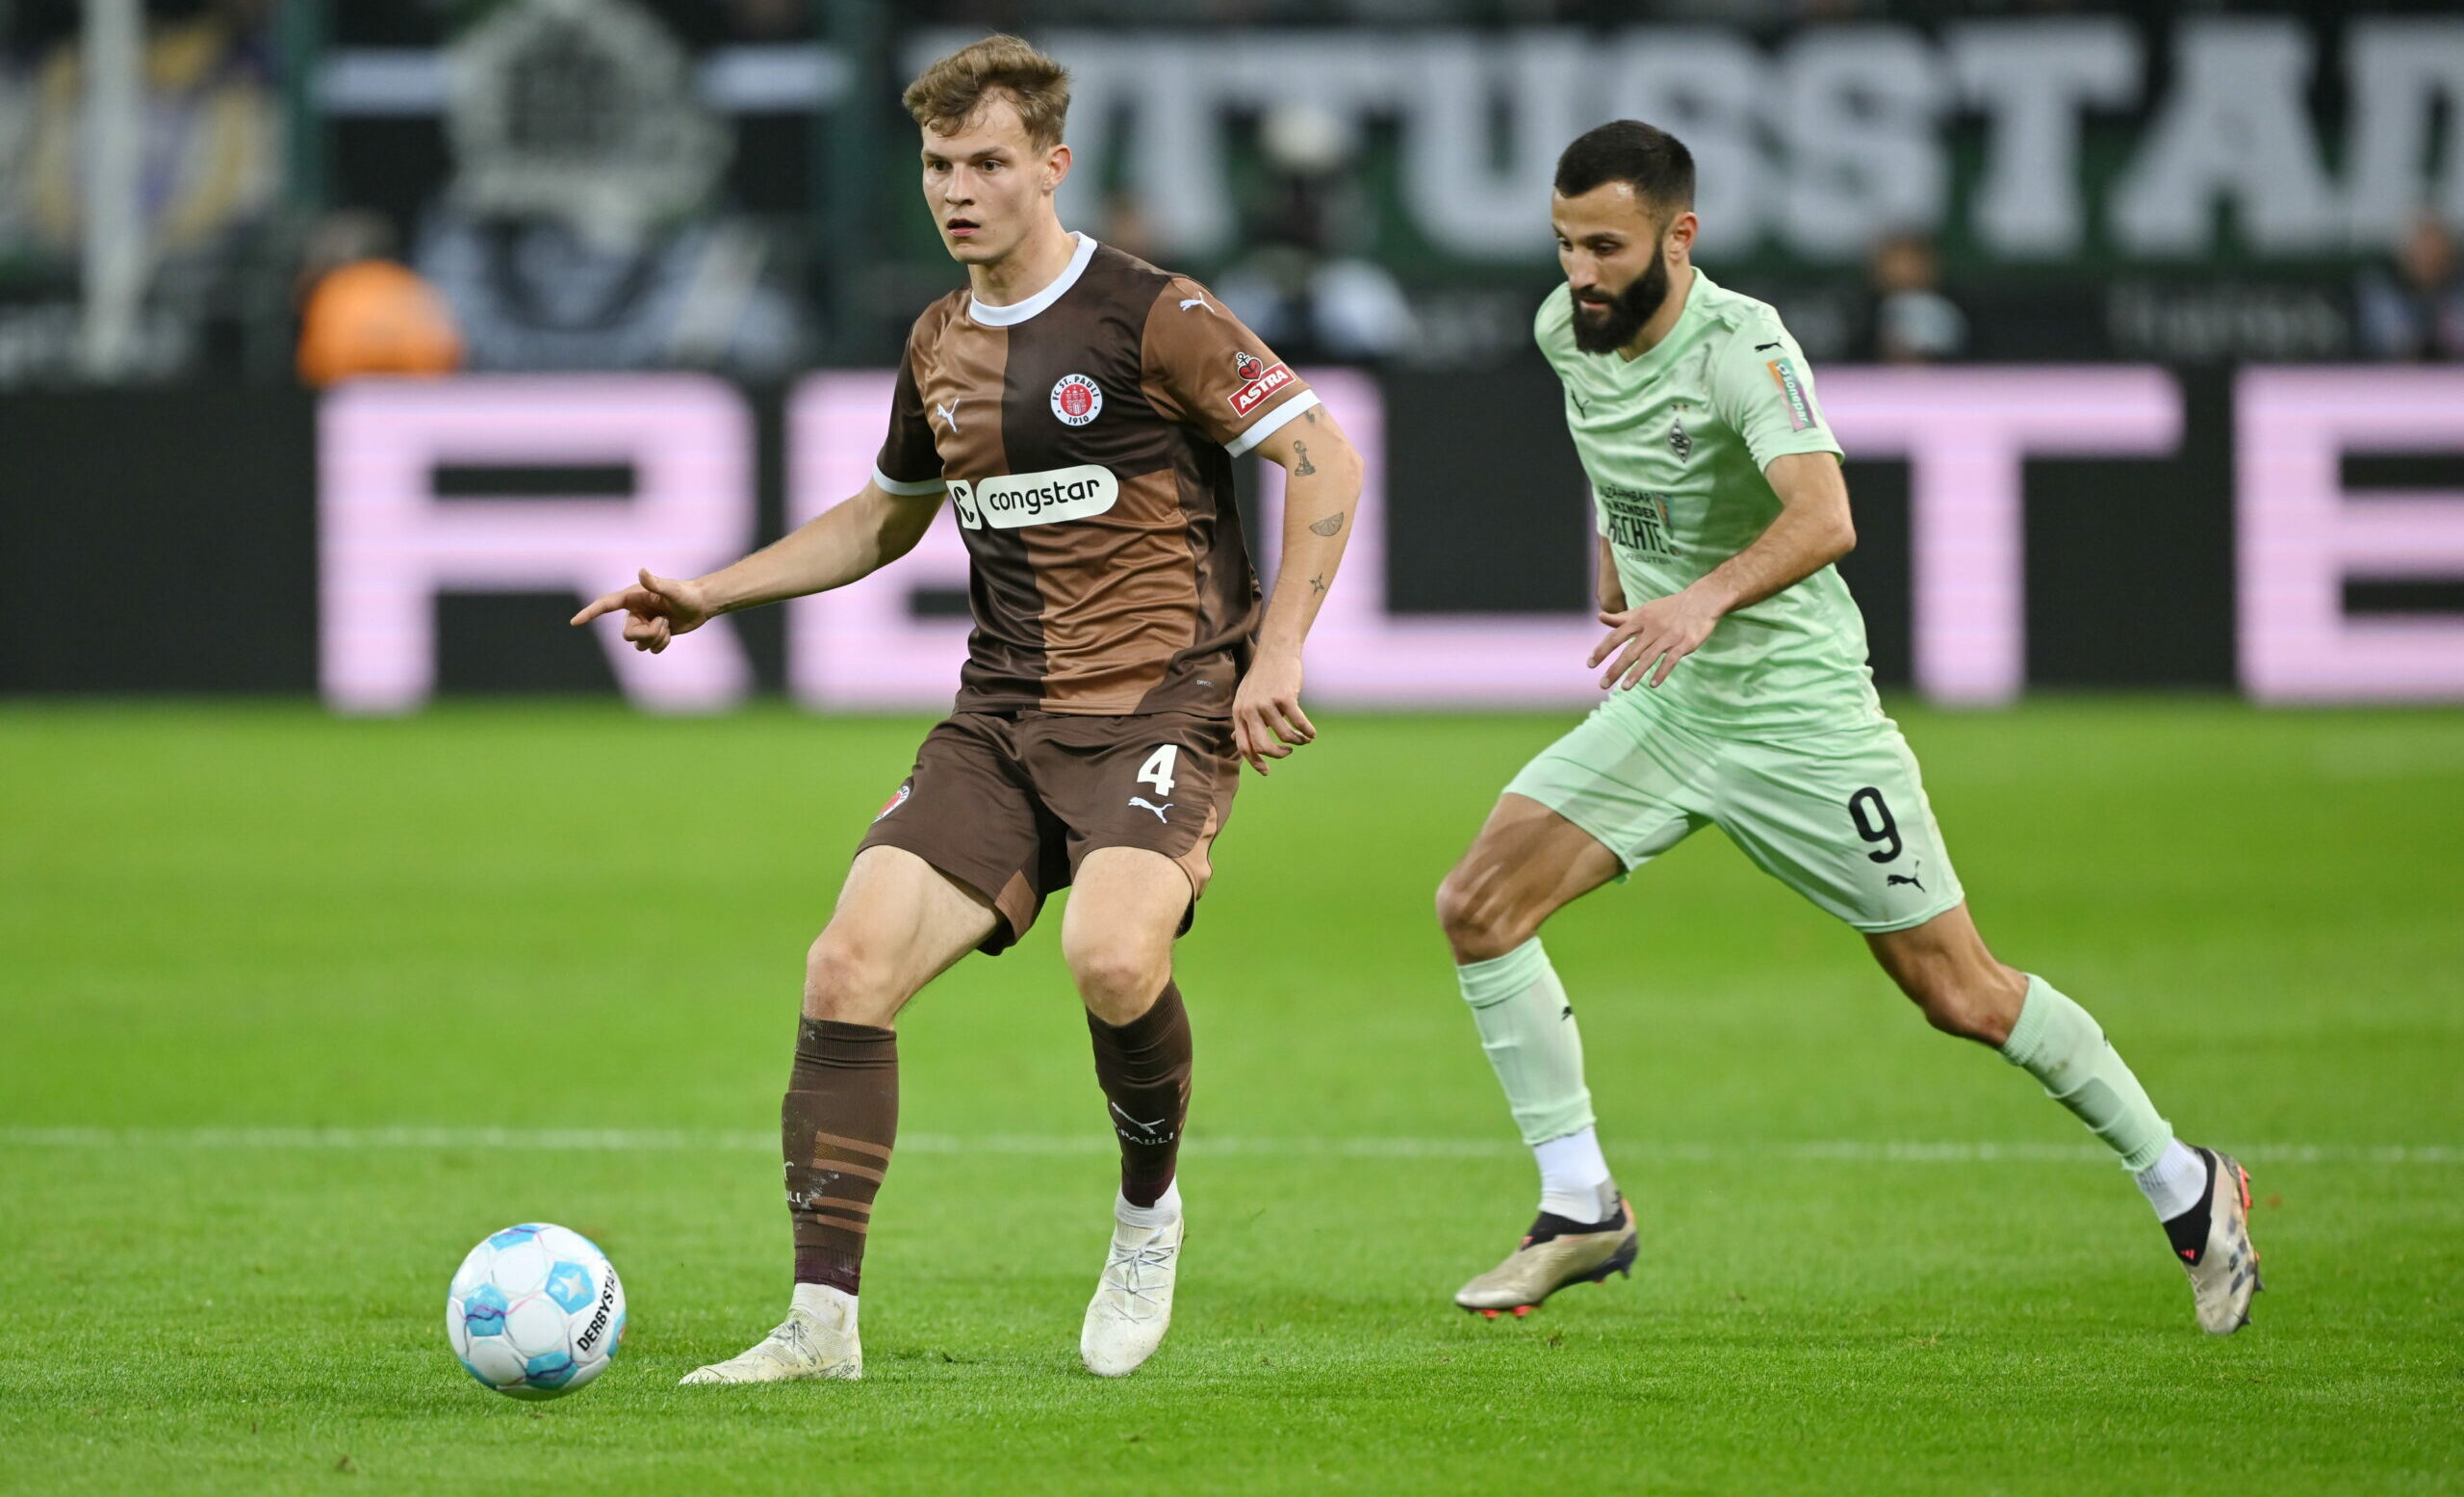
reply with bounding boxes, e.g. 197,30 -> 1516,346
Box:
1457,939 -> 1594,1147
1999,974 -> 2173,1171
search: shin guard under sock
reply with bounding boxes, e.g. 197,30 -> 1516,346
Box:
783,1018 -> 898,1294
1088,982 -> 1193,1209
1998,975 -> 2172,1173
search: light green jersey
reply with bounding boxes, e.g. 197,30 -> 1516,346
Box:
1537,270 -> 1882,735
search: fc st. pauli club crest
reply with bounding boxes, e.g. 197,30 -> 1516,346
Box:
1051,373 -> 1102,426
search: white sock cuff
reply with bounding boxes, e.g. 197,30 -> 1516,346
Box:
790,1282 -> 857,1319
2133,1138 -> 2206,1220
1534,1126 -> 1617,1222
1456,938 -> 1551,1008
1116,1181 -> 1182,1229
1533,1127 -> 1612,1189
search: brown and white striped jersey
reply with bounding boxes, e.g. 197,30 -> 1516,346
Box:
873,235 -> 1320,717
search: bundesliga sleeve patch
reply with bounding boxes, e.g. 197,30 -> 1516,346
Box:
1766,357 -> 1818,432
1226,350 -> 1296,418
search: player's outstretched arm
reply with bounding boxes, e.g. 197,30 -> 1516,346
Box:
1236,407 -> 1364,774
1591,452 -> 1855,689
570,480 -> 944,654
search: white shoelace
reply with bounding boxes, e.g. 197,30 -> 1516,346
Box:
1098,1232 -> 1178,1322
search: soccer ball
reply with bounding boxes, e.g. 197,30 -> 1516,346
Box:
446,1223 -> 626,1400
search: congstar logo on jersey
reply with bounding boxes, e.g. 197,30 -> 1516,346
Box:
946,465 -> 1119,529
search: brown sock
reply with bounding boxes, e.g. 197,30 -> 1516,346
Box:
1087,981 -> 1193,1208
783,1018 -> 897,1294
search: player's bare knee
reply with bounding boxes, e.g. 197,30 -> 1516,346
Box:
802,934 -> 898,1025
1900,968 -> 2012,1045
1436,867 -> 1528,965
1433,870 -> 1472,937
1065,937 -> 1170,1021
1964,962 -> 2028,1045
1916,990 -> 1988,1042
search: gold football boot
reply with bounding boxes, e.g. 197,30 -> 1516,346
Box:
1454,1198 -> 1637,1318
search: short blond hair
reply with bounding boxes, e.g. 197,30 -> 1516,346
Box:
903,35 -> 1070,150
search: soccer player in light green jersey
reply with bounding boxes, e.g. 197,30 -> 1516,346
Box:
1436,121 -> 2260,1335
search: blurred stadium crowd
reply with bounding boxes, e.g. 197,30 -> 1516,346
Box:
0,0 -> 2454,390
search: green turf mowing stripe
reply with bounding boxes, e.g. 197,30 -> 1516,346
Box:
1,1125 -> 2455,1164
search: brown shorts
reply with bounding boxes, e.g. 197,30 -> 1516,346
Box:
855,710 -> 1240,954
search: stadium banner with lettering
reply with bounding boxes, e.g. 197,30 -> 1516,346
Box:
895,17 -> 2461,271
848,15 -> 2464,369
279,13 -> 2464,370
2,365 -> 2459,707
6,13 -> 2456,386
867,14 -> 2464,362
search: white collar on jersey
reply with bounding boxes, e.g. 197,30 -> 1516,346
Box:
966,232 -> 1098,327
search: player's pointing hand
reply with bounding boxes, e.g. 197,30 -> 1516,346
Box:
570,569 -> 717,655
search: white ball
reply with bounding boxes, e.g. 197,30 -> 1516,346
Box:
445,1224 -> 626,1400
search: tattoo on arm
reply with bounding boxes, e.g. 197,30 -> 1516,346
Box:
1308,510 -> 1345,537
1293,441 -> 1317,477
1309,574 -> 1329,598
1302,408 -> 1319,425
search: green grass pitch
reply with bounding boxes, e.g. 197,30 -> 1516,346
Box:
2,701 -> 2459,1494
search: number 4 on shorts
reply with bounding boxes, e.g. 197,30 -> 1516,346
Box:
1137,745 -> 1179,798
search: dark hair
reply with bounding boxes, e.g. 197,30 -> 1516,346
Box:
1553,120 -> 1694,212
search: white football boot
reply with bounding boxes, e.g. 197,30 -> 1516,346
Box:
680,1285 -> 862,1384
1081,1198 -> 1183,1377
2173,1147 -> 2263,1335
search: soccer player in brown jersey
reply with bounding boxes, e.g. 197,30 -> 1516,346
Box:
572,36 -> 1362,1381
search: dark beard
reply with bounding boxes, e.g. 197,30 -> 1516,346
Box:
1569,254 -> 1671,355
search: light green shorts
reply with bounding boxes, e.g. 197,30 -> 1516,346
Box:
1503,691 -> 1964,934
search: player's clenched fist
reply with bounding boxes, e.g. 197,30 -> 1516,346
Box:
570,569 -> 715,655
1232,648 -> 1316,775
